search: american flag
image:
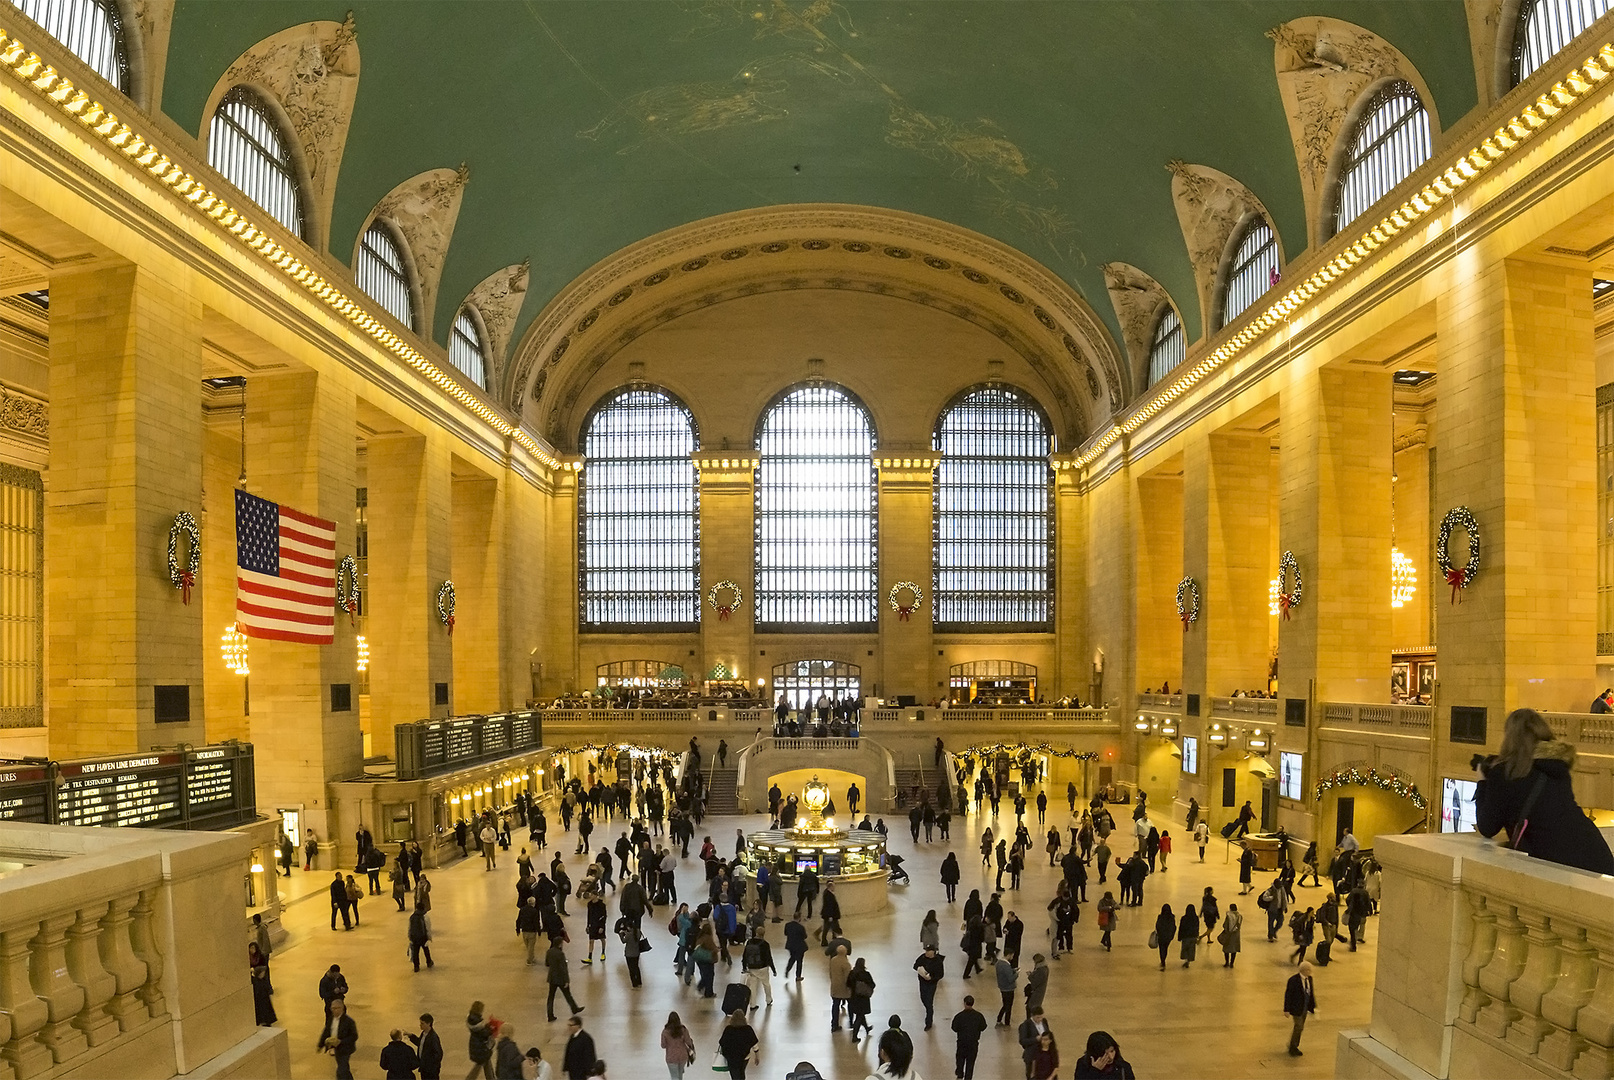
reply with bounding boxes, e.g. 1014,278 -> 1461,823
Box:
235,489 -> 337,644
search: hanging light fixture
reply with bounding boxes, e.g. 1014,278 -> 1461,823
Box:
1269,576 -> 1281,617
356,634 -> 370,672
221,624 -> 250,675
1391,548 -> 1418,608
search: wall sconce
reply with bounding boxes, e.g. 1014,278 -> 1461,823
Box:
1161,722 -> 1177,737
356,634 -> 370,672
221,624 -> 250,675
1209,724 -> 1226,743
249,862 -> 264,873
1134,717 -> 1150,732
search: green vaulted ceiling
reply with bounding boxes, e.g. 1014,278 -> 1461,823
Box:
161,0 -> 1479,360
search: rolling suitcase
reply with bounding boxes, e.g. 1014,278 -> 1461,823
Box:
1315,938 -> 1332,966
721,981 -> 752,1015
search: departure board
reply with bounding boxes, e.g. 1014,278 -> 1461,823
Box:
57,754 -> 185,828
510,713 -> 536,748
185,755 -> 235,813
0,765 -> 51,823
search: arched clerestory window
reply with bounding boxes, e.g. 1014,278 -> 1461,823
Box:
578,386 -> 700,630
754,384 -> 877,630
1513,0 -> 1613,84
9,0 -> 129,92
1146,307 -> 1185,386
208,86 -> 305,239
1219,217 -> 1280,329
1332,80 -> 1432,235
448,307 -> 489,389
933,385 -> 1053,631
355,221 -> 416,331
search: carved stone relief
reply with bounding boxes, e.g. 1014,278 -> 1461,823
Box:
204,14 -> 360,250
122,0 -> 175,109
0,386 -> 47,441
1102,262 -> 1174,394
1268,17 -> 1436,245
464,260 -> 528,398
1463,0 -> 1506,108
367,164 -> 469,339
1165,161 -> 1277,335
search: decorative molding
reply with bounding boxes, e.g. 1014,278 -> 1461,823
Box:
1269,17 -> 1440,246
124,0 -> 176,111
1463,0 -> 1508,109
1102,261 -> 1174,393
464,259 -> 529,387
365,164 -> 469,340
0,384 -> 47,441
506,205 -> 1122,442
201,13 -> 360,251
1164,162 -> 1281,334
1393,425 -> 1429,453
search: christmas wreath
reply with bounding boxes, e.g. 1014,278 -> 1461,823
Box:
1277,550 -> 1301,620
436,580 -> 456,635
888,581 -> 924,621
335,555 -> 359,625
1175,577 -> 1200,629
168,512 -> 201,604
707,580 -> 743,621
1436,507 -> 1480,605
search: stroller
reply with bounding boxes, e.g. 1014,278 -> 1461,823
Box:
886,853 -> 910,884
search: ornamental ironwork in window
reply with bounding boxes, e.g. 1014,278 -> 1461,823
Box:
578,386 -> 700,631
932,385 -> 1052,632
754,385 -> 877,630
448,308 -> 488,389
771,659 -> 862,710
1220,217 -> 1279,328
1333,80 -> 1432,234
1146,307 -> 1184,386
1514,0 -> 1613,84
10,0 -> 128,91
208,86 -> 305,238
356,221 -> 415,331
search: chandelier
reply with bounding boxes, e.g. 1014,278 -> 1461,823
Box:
1269,576 -> 1281,617
1391,547 -> 1418,608
356,634 -> 370,673
220,623 -> 250,675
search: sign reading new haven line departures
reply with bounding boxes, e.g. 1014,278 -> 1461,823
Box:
0,744 -> 256,830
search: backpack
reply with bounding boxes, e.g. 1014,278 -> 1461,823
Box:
1258,887 -> 1275,910
743,937 -> 765,969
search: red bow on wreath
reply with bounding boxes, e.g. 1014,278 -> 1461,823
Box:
1445,567 -> 1467,605
1181,612 -> 1192,630
343,598 -> 357,627
179,570 -> 194,605
446,614 -> 455,636
717,605 -> 734,621
897,606 -> 915,622
1278,593 -> 1293,620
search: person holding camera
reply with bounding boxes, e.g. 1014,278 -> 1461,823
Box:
1475,709 -> 1614,875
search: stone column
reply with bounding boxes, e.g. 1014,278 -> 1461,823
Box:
877,452 -> 939,702
366,431 -> 454,755
46,264 -> 206,756
240,371 -> 362,843
452,466 -> 504,712
1136,471 -> 1185,693
1051,457 -> 1085,698
694,453 -> 757,690
1277,365 -> 1395,706
1434,259 -> 1596,748
1181,431 -> 1272,699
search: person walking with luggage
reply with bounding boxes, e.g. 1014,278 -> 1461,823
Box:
1152,905 -> 1175,970
1284,961 -> 1317,1056
846,958 -> 876,1041
1097,891 -> 1118,951
659,1012 -> 695,1080
717,1010 -> 759,1079
951,995 -> 988,1080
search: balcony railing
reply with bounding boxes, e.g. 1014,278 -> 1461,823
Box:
1541,711 -> 1614,747
1210,696 -> 1279,719
1339,829 -> 1614,1080
1320,701 -> 1433,734
1138,692 -> 1185,710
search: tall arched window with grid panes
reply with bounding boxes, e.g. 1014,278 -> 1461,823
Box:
1332,80 -> 1432,235
1146,307 -> 1185,386
9,0 -> 129,92
448,308 -> 488,389
578,387 -> 700,631
208,86 -> 305,239
1219,217 -> 1279,329
1514,0 -> 1613,83
754,384 -> 877,630
932,385 -> 1052,631
355,221 -> 416,331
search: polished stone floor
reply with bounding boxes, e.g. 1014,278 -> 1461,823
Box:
265,800 -> 1378,1079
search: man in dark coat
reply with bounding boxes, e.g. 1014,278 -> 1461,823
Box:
951,995 -> 988,1080
407,1013 -> 443,1080
329,871 -> 352,930
1284,961 -> 1317,1056
379,1029 -> 419,1080
561,1017 -> 596,1080
817,882 -> 842,944
319,998 -> 358,1078
318,964 -> 348,1018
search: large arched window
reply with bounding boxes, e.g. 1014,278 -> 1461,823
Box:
10,0 -> 129,92
578,387 -> 700,631
1146,307 -> 1185,386
1514,0 -> 1613,84
448,307 -> 489,389
355,221 -> 416,330
207,86 -> 305,238
933,386 -> 1053,631
755,384 -> 877,630
771,659 -> 862,710
1333,80 -> 1432,234
1219,217 -> 1279,328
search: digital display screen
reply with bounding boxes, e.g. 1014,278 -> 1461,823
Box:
795,854 -> 818,874
186,760 -> 235,812
1180,736 -> 1198,774
1442,777 -> 1478,833
1279,752 -> 1303,801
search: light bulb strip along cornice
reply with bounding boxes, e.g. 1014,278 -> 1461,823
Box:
1072,40 -> 1614,473
0,23 -> 560,472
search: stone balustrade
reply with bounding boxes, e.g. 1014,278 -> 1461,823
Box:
1210,696 -> 1279,719
0,821 -> 287,1079
1321,701 -> 1434,735
753,737 -> 863,752
1138,692 -> 1185,711
1336,828 -> 1614,1080
1543,712 -> 1614,749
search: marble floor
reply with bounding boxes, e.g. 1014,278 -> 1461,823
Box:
264,801 -> 1379,1079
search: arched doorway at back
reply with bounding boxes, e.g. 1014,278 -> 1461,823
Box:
772,659 -> 861,710
1207,747 -> 1276,836
948,660 -> 1037,704
1135,737 -> 1182,814
1315,761 -> 1429,861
